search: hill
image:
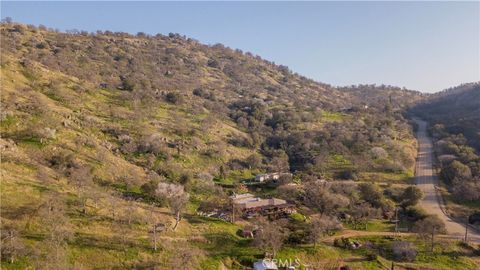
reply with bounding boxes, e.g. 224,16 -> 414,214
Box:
3,22 -> 477,270
411,82 -> 480,150
1,22 -> 423,183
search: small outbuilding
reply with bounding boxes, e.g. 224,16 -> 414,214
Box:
253,260 -> 278,270
254,172 -> 292,183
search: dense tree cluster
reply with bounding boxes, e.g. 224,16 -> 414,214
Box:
412,82 -> 480,150
431,125 -> 480,202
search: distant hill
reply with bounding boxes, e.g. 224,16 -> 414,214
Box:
338,84 -> 424,111
1,22 -> 423,181
411,82 -> 480,150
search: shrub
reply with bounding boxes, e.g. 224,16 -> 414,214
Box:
404,206 -> 427,221
400,186 -> 423,208
339,170 -> 358,180
119,76 -> 135,91
392,241 -> 417,262
289,213 -> 306,223
238,255 -> 256,266
452,178 -> 480,201
165,92 -> 182,104
207,58 -> 220,68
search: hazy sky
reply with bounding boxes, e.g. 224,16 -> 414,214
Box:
2,1 -> 479,92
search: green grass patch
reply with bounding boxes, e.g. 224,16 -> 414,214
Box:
321,111 -> 346,122
343,219 -> 394,232
0,114 -> 17,130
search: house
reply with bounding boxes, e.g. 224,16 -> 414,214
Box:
253,260 -> 278,270
254,172 -> 292,183
230,193 -> 295,219
231,193 -> 287,210
237,198 -> 288,210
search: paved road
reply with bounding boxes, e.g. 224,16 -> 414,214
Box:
413,118 -> 480,243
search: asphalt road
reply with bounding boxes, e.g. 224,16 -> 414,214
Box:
413,118 -> 480,243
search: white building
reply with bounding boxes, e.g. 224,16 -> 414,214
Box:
253,260 -> 278,270
254,172 -> 292,182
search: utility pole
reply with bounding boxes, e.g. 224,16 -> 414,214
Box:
392,207 -> 399,239
395,208 -> 399,233
232,201 -> 235,223
431,227 -> 435,253
464,216 -> 469,243
151,207 -> 157,251
153,223 -> 157,251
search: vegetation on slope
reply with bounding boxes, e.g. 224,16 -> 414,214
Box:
412,82 -> 480,150
1,22 -> 478,269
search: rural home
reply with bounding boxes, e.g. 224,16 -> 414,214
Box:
230,193 -> 295,218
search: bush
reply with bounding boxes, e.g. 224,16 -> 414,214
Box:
119,76 -> 135,91
400,186 -> 423,208
207,58 -> 220,68
339,170 -> 358,180
238,255 -> 257,266
392,241 -> 417,262
287,229 -> 309,244
289,213 -> 306,223
333,238 -> 343,248
404,206 -> 427,221
192,88 -> 215,100
165,92 -> 182,104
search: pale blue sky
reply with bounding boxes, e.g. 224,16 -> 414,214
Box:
2,1 -> 479,92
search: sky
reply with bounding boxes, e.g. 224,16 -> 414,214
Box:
1,1 -> 479,93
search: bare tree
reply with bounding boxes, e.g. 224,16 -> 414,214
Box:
413,215 -> 446,252
107,191 -> 121,220
253,218 -> 286,257
309,215 -> 342,246
155,182 -> 189,230
68,165 -> 93,214
89,189 -> 103,214
121,199 -> 140,225
392,241 -> 417,262
349,203 -> 380,230
245,153 -> 262,169
36,195 -> 72,269
304,183 -> 349,217
168,244 -> 203,270
452,178 -> 480,201
0,226 -> 25,264
36,165 -> 52,184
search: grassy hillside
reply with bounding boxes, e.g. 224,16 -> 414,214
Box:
1,22 -> 478,269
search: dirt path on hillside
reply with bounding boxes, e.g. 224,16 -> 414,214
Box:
322,229 -> 476,244
322,230 -> 411,242
413,118 -> 480,243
